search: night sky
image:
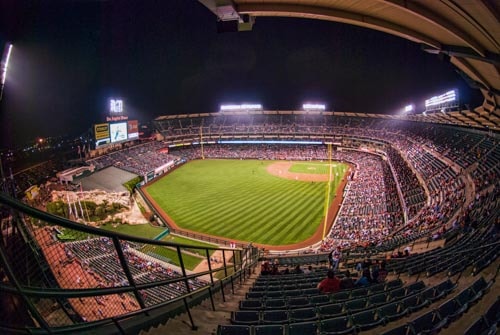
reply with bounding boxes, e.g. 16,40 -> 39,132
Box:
0,0 -> 483,148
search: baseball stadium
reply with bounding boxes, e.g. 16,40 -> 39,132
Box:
0,1 -> 499,335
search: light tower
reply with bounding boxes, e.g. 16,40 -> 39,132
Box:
0,43 -> 13,102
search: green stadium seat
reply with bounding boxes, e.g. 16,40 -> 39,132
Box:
254,324 -> 285,335
344,298 -> 369,313
351,309 -> 386,331
217,325 -> 251,335
378,302 -> 408,322
318,316 -> 356,335
367,292 -> 388,307
287,321 -> 318,335
409,310 -> 445,334
318,303 -> 345,318
262,310 -> 288,324
231,311 -> 260,325
240,299 -> 263,310
289,307 -> 317,322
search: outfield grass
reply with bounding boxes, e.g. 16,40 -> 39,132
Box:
161,234 -> 217,256
141,245 -> 203,271
100,223 -> 167,239
145,159 -> 348,246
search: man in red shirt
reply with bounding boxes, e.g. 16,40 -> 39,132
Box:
317,270 -> 341,293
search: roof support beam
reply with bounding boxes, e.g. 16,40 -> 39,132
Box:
236,3 -> 442,49
422,44 -> 500,66
380,0 -> 487,57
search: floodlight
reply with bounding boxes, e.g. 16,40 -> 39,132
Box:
220,103 -> 262,111
303,103 -> 326,111
404,104 -> 414,112
425,90 -> 456,108
1,43 -> 12,85
0,43 -> 13,101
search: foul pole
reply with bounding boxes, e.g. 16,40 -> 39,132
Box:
322,143 -> 333,239
200,118 -> 205,159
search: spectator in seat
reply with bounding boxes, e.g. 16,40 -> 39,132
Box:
318,270 -> 341,293
377,261 -> 388,283
340,270 -> 355,289
355,269 -> 372,287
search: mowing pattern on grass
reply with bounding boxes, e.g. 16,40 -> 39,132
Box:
100,223 -> 166,240
288,162 -> 343,175
145,159 -> 348,246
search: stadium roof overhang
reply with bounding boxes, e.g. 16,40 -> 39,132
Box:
198,0 -> 500,130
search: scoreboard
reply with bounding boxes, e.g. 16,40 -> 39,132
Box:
94,120 -> 139,149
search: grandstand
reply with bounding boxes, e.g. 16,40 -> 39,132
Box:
1,1 -> 499,334
1,112 -> 498,334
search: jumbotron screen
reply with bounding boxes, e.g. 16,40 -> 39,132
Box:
94,120 -> 138,148
110,122 -> 128,143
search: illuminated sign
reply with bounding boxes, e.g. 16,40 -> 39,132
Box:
110,99 -> 123,113
127,120 -> 139,139
303,103 -> 326,111
425,90 -> 458,111
94,123 -> 110,140
220,103 -> 262,111
218,140 -> 323,145
110,122 -> 128,143
106,115 -> 128,122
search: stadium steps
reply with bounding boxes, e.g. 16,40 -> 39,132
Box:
141,271 -> 261,335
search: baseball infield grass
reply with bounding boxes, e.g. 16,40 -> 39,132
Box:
145,159 -> 348,246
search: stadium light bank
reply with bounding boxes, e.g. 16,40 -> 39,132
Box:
303,103 -> 326,111
219,103 -> 263,112
0,43 -> 13,101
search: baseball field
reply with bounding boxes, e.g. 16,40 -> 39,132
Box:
145,159 -> 349,246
